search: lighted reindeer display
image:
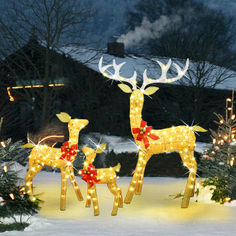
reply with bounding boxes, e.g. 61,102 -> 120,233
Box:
79,144 -> 123,216
24,112 -> 88,210
99,57 -> 206,208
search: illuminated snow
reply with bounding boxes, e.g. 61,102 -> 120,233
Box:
3,171 -> 236,236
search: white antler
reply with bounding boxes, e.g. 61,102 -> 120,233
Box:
141,58 -> 189,90
99,57 -> 137,89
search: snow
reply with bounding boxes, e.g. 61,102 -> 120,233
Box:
61,47 -> 236,91
195,142 -> 210,154
81,133 -> 138,154
2,171 -> 236,236
97,135 -> 138,154
81,132 -> 209,155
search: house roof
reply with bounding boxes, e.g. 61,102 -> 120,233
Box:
61,46 -> 236,91
5,41 -> 236,103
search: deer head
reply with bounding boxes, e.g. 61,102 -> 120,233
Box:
56,112 -> 89,144
99,56 -> 189,96
82,144 -> 106,169
99,56 -> 189,129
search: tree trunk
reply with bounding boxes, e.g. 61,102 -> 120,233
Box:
41,46 -> 50,127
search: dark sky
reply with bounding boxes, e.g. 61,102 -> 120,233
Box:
0,0 -> 235,49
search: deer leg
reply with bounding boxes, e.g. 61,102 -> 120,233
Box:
91,186 -> 99,216
136,154 -> 150,195
69,166 -> 83,201
60,167 -> 69,211
85,185 -> 92,208
189,158 -> 197,197
135,170 -> 144,195
118,187 -> 123,208
180,151 -> 197,208
124,170 -> 138,204
25,164 -> 43,197
125,151 -> 145,204
108,183 -> 120,216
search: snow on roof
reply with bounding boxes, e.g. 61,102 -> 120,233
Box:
61,46 -> 236,91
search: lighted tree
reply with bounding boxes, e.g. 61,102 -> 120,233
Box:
199,90 -> 236,203
0,136 -> 40,232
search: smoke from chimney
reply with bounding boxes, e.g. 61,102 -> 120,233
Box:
117,15 -> 181,48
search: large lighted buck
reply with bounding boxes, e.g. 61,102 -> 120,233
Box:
99,57 -> 206,208
24,112 -> 88,210
79,144 -> 123,216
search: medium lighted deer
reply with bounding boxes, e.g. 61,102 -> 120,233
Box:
79,144 -> 123,216
24,112 -> 88,210
99,57 -> 206,208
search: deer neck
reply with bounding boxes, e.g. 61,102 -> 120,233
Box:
67,119 -> 88,146
129,91 -> 144,133
68,130 -> 80,145
83,158 -> 91,169
82,147 -> 96,169
83,156 -> 95,169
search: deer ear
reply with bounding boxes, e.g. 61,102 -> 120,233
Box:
96,144 -> 106,154
144,86 -> 159,95
21,143 -> 35,148
56,112 -> 71,123
118,84 -> 132,93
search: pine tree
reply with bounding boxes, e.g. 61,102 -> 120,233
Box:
199,90 -> 236,203
0,138 -> 41,232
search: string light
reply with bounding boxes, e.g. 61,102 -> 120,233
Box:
0,141 -> 6,147
3,166 -> 7,173
24,112 -> 88,211
99,56 -> 207,209
19,187 -> 26,195
7,84 -> 65,102
38,135 -> 64,145
230,157 -> 235,167
224,197 -> 231,202
9,193 -> 15,200
80,144 -> 123,216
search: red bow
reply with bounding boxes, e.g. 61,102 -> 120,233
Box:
132,120 -> 160,149
60,141 -> 78,162
79,164 -> 100,187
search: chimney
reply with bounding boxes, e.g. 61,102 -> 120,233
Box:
107,42 -> 125,58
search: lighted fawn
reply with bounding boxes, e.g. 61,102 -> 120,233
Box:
79,144 -> 123,216
24,112 -> 88,210
99,57 -> 206,208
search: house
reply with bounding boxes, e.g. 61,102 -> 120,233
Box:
63,42 -> 236,141
0,38 -> 235,141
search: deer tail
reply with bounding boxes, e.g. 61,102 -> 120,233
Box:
192,126 -> 207,132
112,163 -> 121,173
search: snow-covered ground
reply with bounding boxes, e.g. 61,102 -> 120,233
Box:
81,132 -> 209,155
0,137 -> 231,235
2,171 -> 236,236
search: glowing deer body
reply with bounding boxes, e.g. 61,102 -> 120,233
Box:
25,112 -> 88,210
80,145 -> 123,216
99,57 -> 206,208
